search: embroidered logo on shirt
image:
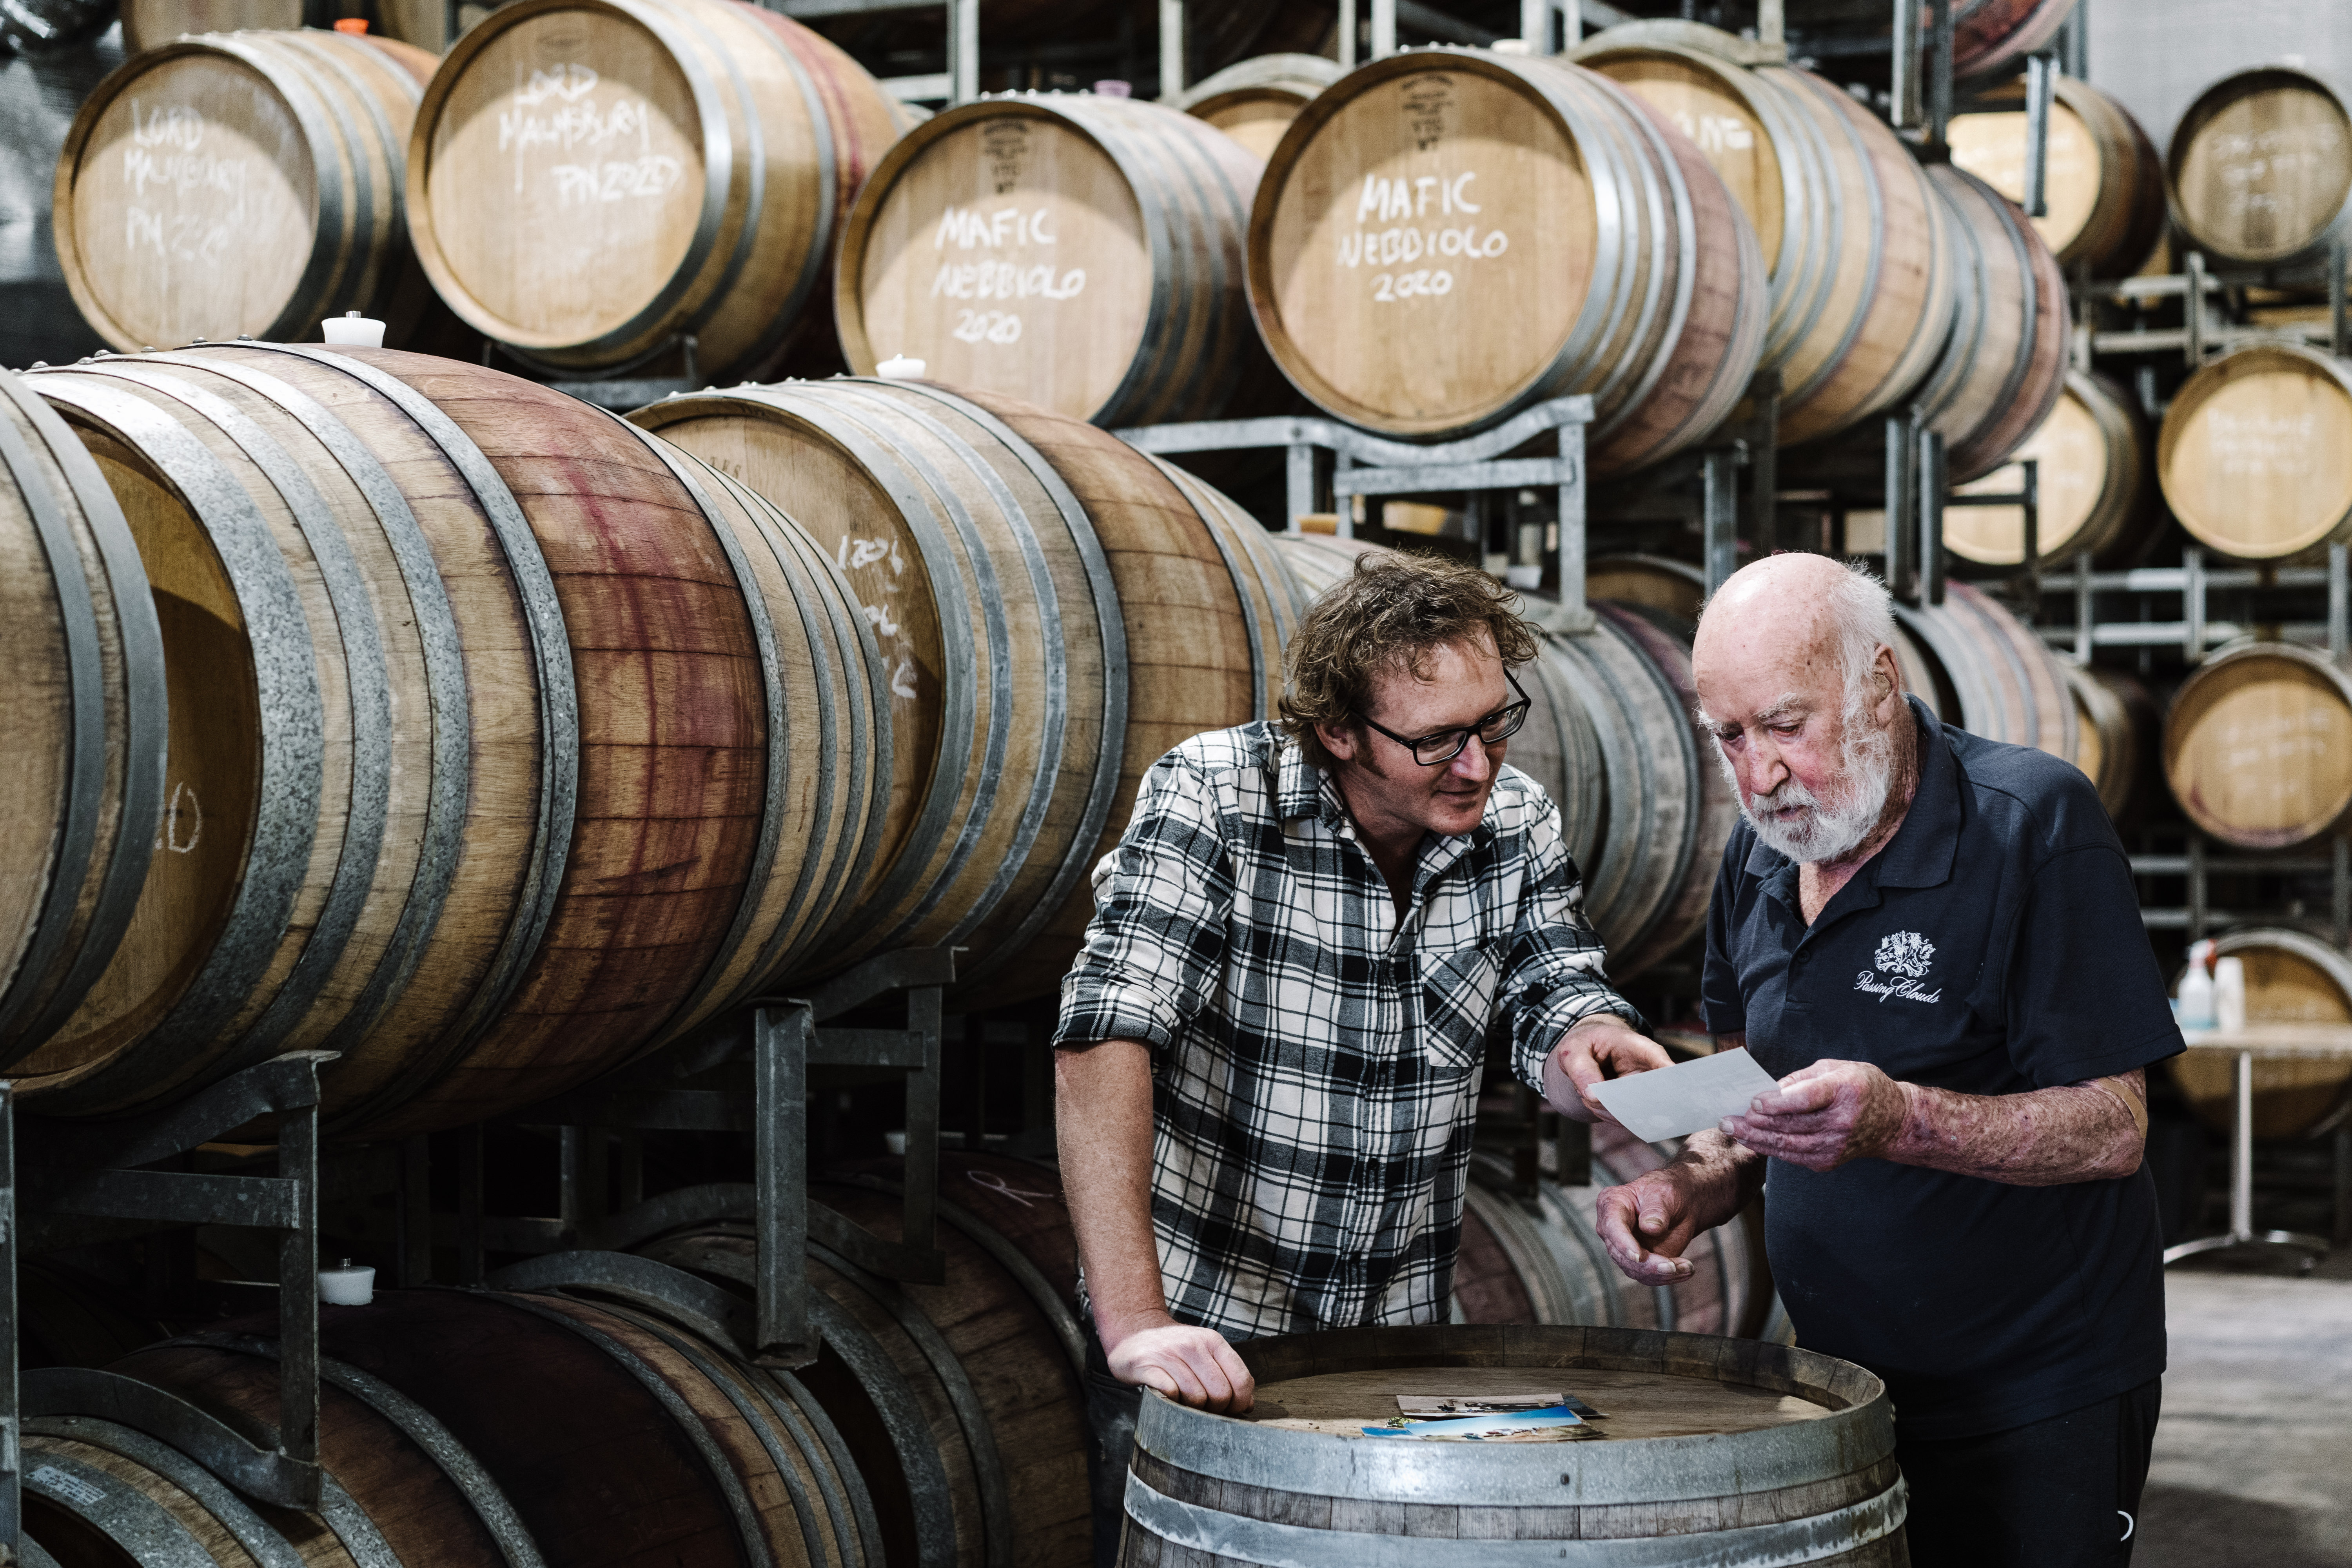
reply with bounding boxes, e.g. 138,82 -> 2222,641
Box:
1856,931 -> 1943,1003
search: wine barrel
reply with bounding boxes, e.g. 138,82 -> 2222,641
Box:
2169,65 -> 2352,273
1178,53 -> 1342,162
630,378 -> 1299,1002
1587,551 -> 1703,619
2163,641 -> 2352,850
639,1149 -> 1091,1568
26,1283 -> 874,1568
1570,34 -> 1957,448
1909,163 -> 2069,485
1893,581 -> 2076,761
2158,343 -> 2352,561
53,29 -> 447,356
1949,368 -> 2152,569
1118,1325 -> 1905,1567
1947,76 -> 2164,279
0,370 -> 167,1075
835,95 -> 1272,429
21,346 -> 888,1138
122,0 -> 316,52
1454,1121 -> 1766,1338
1247,47 -> 1769,473
2168,928 -> 2352,1141
1271,533 -> 1726,973
2065,662 -> 2154,823
406,0 -> 907,382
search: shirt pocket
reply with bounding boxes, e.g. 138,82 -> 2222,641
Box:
1419,940 -> 1506,1078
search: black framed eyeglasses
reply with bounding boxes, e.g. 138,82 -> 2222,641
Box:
1357,671 -> 1532,766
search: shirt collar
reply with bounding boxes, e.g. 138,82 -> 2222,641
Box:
1741,695 -> 1959,892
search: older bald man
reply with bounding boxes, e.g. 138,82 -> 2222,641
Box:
1596,555 -> 2180,1568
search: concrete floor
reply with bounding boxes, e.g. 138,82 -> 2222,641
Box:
2137,1250 -> 2352,1566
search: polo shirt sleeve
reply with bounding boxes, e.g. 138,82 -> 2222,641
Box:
1700,837 -> 1748,1037
1053,750 -> 1237,1054
1505,800 -> 1646,1094
2004,842 -> 2184,1085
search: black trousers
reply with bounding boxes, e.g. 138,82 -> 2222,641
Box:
1083,1331 -> 1146,1568
1897,1378 -> 2162,1568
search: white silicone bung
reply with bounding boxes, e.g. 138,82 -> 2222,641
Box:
318,1257 -> 376,1305
884,1129 -> 908,1156
321,312 -> 386,348
1504,564 -> 1544,589
876,354 -> 926,379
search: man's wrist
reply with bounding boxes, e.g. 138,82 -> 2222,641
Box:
1094,1305 -> 1177,1346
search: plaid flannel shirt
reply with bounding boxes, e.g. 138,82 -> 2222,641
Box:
1054,720 -> 1641,1341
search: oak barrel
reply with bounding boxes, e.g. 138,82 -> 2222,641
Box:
406,0 -> 907,382
1908,163 -> 2069,485
1178,53 -> 1342,162
1247,47 -> 1768,473
0,370 -> 167,1072
640,1149 -> 1092,1568
2168,65 -> 2352,273
835,94 -> 1275,429
630,378 -> 1299,1001
1570,34 -> 1957,449
1948,75 -> 2165,279
2163,641 -> 2352,851
1454,1121 -> 1768,1339
21,346 -> 889,1138
25,1283 -> 874,1568
2167,928 -> 2352,1141
2157,343 -> 2352,561
2065,662 -> 2154,823
1892,581 -> 2077,762
1949,368 -> 2152,569
1605,0 -> 2074,82
1118,1325 -> 1907,1567
53,28 -> 445,354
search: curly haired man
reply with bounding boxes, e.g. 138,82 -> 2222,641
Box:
1052,550 -> 1666,1564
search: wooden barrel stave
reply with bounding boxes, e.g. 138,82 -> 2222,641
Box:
2158,343 -> 2352,562
1948,76 -> 2164,279
2166,928 -> 2352,1141
2063,662 -> 2154,823
2164,641 -> 2352,851
1247,49 -> 1768,469
1913,163 -> 2070,485
1892,581 -> 2075,761
1178,53 -> 1343,162
1120,1325 -> 1906,1566
2168,66 -> 2352,273
407,0 -> 903,382
1949,368 -> 2152,570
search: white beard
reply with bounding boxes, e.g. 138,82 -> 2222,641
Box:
1717,713 -> 1896,864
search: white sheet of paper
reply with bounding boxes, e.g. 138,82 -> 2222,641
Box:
1588,1049 -> 1782,1142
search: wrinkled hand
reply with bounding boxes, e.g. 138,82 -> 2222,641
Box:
1548,1019 -> 1673,1124
1104,1316 -> 1256,1413
1720,1059 -> 1909,1172
1593,1165 -> 1716,1286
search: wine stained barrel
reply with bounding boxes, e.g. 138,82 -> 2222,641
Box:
835,95 -> 1275,430
2065,662 -> 2154,823
1178,53 -> 1343,162
628,379 -> 1297,1002
54,30 -> 449,356
1118,1325 -> 1906,1567
2167,928 -> 2352,1141
1454,1120 -> 1766,1338
2163,641 -> 2352,850
1909,163 -> 2069,485
406,0 -> 909,382
21,346 -> 889,1138
2158,343 -> 2352,561
1948,76 -> 2164,280
1569,35 -> 1956,449
1248,47 -> 1769,473
0,371 -> 167,1073
2168,65 -> 2352,274
1891,581 -> 2076,761
1948,368 -> 2152,569
639,1149 -> 1091,1568
26,1283 -> 874,1568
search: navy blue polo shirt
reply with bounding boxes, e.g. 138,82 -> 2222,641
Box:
1702,697 -> 2181,1440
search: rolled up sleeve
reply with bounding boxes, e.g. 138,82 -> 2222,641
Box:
1054,751 -> 1237,1054
1503,801 -> 1644,1092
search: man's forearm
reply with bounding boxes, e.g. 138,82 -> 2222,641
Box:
1886,1072 -> 2146,1185
1668,1129 -> 1769,1223
1053,1039 -> 1170,1339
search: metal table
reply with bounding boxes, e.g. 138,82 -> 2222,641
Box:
2162,1024 -> 2352,1268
